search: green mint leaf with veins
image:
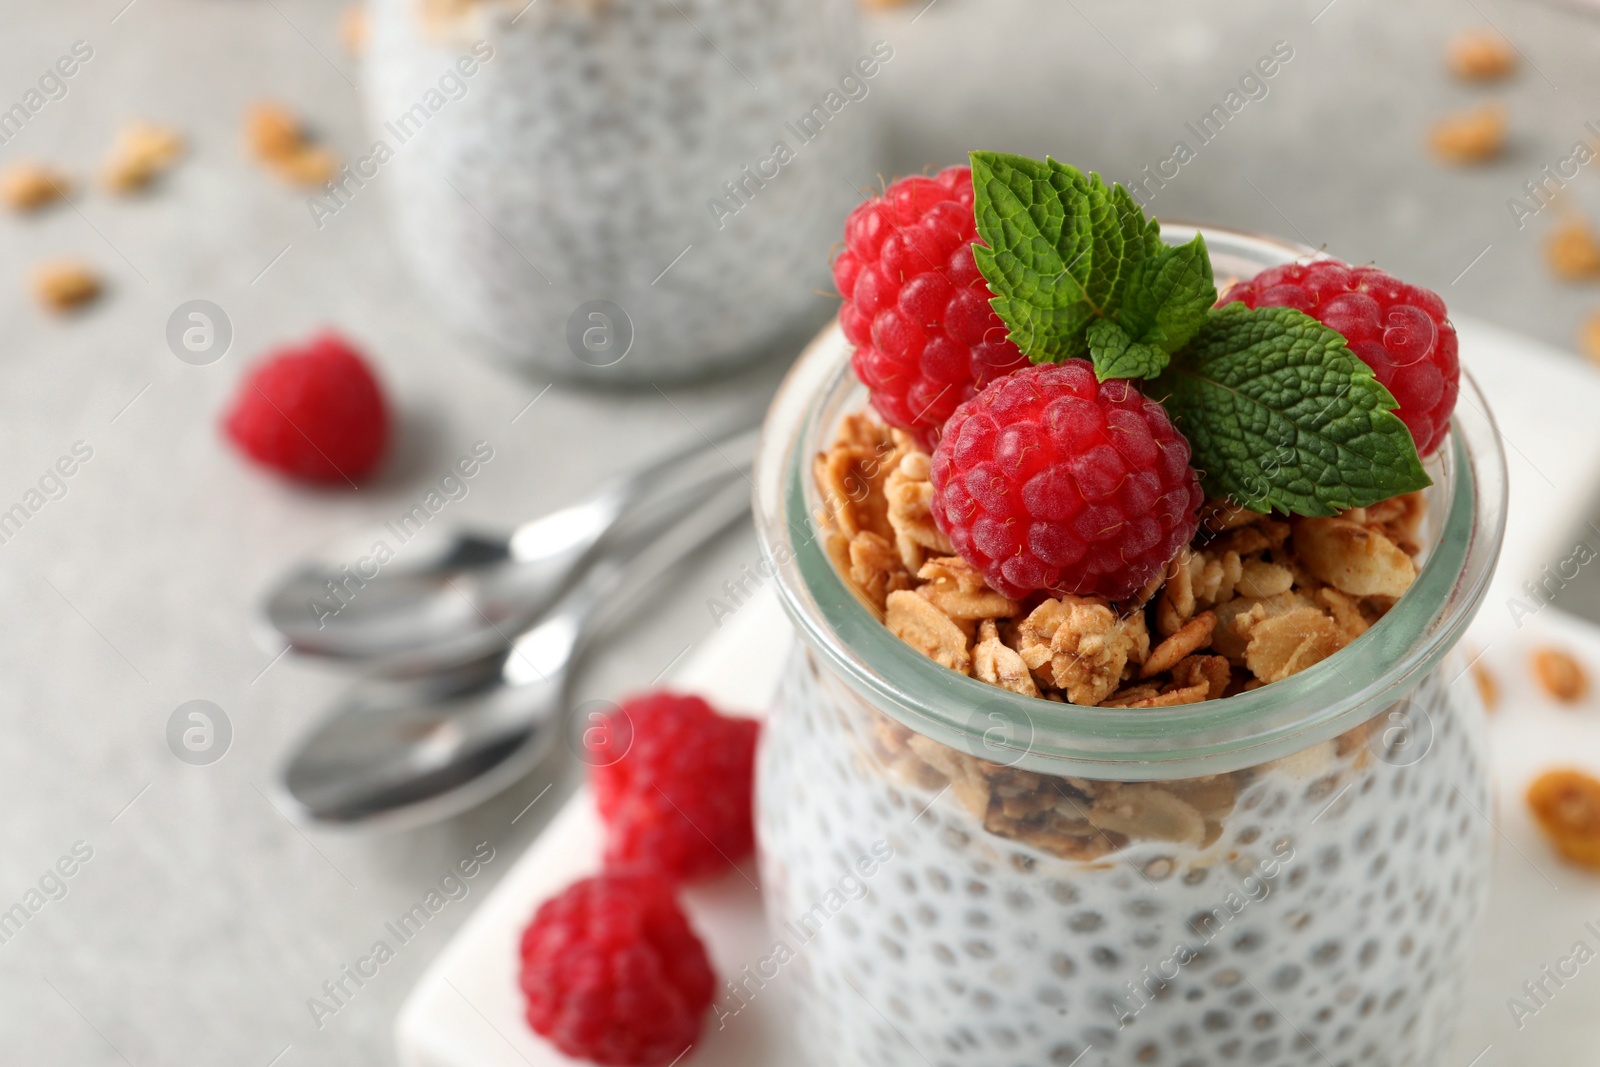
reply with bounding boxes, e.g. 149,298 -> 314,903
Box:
1112,232 -> 1215,367
969,152 -> 1217,374
1154,304 -> 1431,516
1087,320 -> 1169,379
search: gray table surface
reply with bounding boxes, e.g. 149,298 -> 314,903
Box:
4,0 -> 1600,1064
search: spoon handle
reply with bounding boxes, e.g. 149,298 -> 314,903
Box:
502,479 -> 750,685
506,414 -> 760,564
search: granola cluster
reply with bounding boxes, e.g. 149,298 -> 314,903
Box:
816,412 -> 1423,710
809,412 -> 1422,858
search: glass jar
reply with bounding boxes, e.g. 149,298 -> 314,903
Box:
364,0 -> 879,383
752,226 -> 1508,1067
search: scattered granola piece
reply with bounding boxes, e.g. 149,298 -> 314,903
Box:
1142,612 -> 1217,678
1532,646 -> 1588,703
341,5 -> 370,55
1545,218 -> 1600,280
1447,29 -> 1516,81
885,589 -> 970,675
1017,597 -> 1146,706
246,102 -> 339,187
2,162 -> 71,211
1428,103 -> 1507,164
102,120 -> 185,193
1527,768 -> 1600,869
33,261 -> 101,313
273,145 -> 338,186
1294,517 -> 1417,598
1471,659 -> 1499,712
247,102 -> 305,160
1240,606 -> 1346,684
1581,311 -> 1600,366
974,619 -> 1040,698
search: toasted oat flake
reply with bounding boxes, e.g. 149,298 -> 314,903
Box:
1532,647 -> 1587,703
1170,654 -> 1231,702
848,530 -> 909,613
1088,784 -> 1206,846
1428,103 -> 1507,164
1294,517 -> 1417,598
33,261 -> 101,312
974,619 -> 1040,697
1447,29 -> 1516,81
2,163 -> 71,211
1241,606 -> 1346,684
1142,611 -> 1217,678
886,452 -> 954,571
918,556 -> 1018,620
886,590 -> 970,675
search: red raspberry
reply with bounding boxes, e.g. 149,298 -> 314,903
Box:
835,166 -> 1030,449
588,692 -> 759,883
930,361 -> 1203,602
222,331 -> 390,483
1219,260 -> 1458,456
519,872 -> 715,1066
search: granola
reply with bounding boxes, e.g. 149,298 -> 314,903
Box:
245,102 -> 339,186
33,261 -> 101,313
816,413 -> 1422,707
814,412 -> 1427,856
1,163 -> 71,211
102,121 -> 184,193
1527,768 -> 1600,869
1428,103 -> 1507,164
1447,29 -> 1516,82
1532,646 -> 1588,703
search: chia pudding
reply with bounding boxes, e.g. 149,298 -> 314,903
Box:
759,651 -> 1490,1067
750,218 -> 1507,1067
364,0 -> 881,382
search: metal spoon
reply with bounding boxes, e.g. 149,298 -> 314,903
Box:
261,418 -> 758,676
276,476 -> 752,829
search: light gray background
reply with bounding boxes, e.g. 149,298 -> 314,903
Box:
3,0 -> 1600,1064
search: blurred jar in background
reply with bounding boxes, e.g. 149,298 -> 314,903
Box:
364,0 -> 882,384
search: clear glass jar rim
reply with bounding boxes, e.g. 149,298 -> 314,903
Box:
753,224 -> 1510,779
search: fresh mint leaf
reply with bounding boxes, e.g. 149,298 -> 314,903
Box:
969,152 -> 1216,375
1113,232 -> 1216,367
970,152 -> 1160,362
1087,320 -> 1169,380
1153,304 -> 1431,516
